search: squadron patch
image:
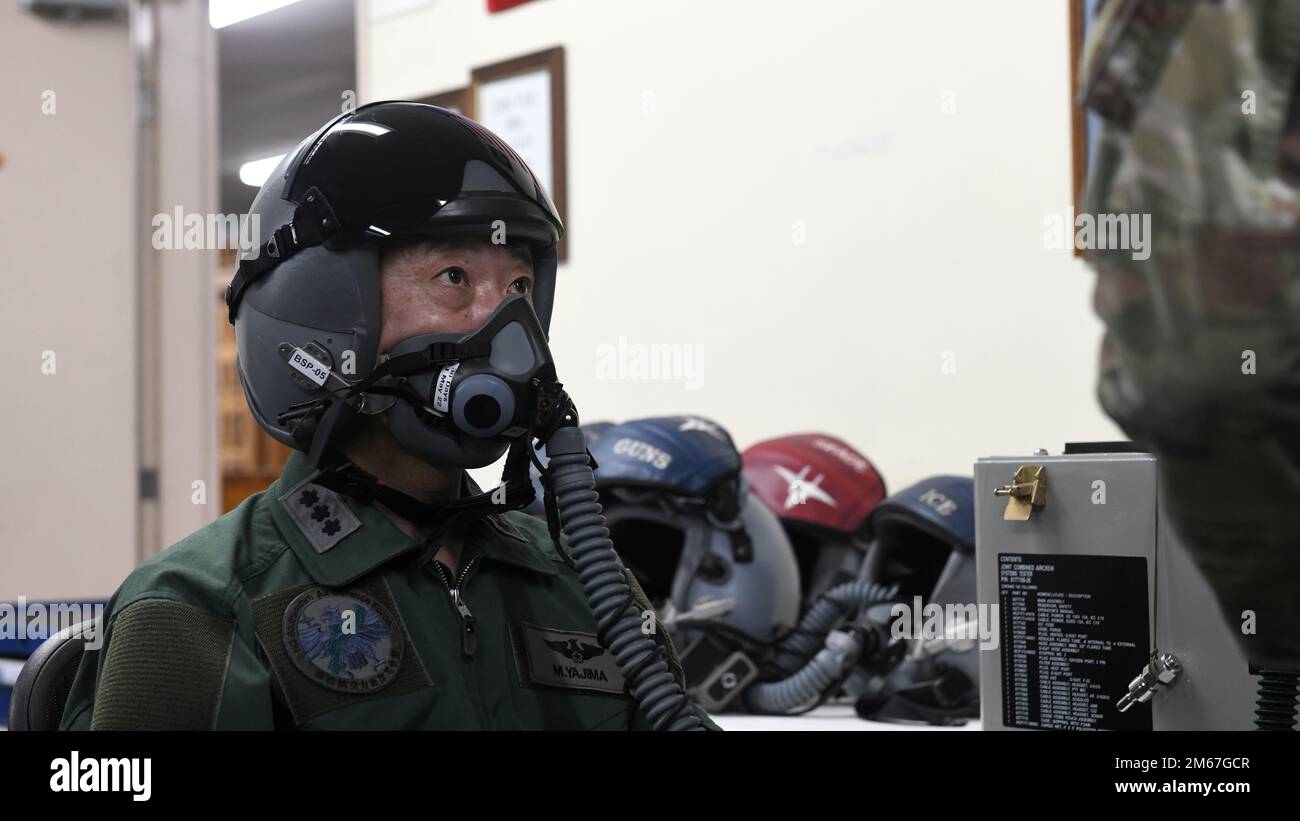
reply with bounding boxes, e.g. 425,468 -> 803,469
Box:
514,622 -> 626,695
278,477 -> 361,553
282,587 -> 403,694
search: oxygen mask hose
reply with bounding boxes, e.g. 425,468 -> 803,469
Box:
544,424 -> 706,731
1254,669 -> 1299,731
769,580 -> 898,676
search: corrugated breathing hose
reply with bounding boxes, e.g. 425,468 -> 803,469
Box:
745,628 -> 872,714
769,580 -> 897,675
741,580 -> 897,715
1254,669 -> 1299,731
544,424 -> 705,731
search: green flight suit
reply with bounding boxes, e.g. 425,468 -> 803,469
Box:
60,450 -> 719,730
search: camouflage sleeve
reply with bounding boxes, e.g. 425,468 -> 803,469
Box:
623,569 -> 723,731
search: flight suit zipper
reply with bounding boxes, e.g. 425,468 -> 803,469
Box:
433,555 -> 480,658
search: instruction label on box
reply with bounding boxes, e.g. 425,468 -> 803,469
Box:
998,553 -> 1151,731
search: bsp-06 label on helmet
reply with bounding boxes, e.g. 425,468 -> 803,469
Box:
288,347 -> 331,387
433,363 -> 459,413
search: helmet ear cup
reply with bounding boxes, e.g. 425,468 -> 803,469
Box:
233,244 -> 381,450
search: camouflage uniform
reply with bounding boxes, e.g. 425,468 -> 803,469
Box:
1082,0 -> 1300,670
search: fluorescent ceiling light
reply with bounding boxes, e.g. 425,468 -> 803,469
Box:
209,0 -> 305,29
239,154 -> 285,187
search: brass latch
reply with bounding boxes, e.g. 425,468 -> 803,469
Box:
993,465 -> 1047,521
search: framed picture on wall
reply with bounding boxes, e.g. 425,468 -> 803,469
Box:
416,86 -> 470,116
1070,0 -> 1106,249
469,46 -> 568,260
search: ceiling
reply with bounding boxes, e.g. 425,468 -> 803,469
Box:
218,0 -> 356,215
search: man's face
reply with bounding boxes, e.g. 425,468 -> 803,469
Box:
378,240 -> 534,353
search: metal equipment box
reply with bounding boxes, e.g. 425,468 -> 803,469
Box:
975,447 -> 1256,730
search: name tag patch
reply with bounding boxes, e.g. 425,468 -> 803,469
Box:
515,622 -> 626,695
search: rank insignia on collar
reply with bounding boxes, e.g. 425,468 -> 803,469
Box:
282,587 -> 403,694
278,477 -> 361,554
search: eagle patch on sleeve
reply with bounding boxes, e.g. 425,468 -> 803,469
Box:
513,622 -> 626,695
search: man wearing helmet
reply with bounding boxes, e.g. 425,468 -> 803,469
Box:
59,102 -> 715,730
1080,0 -> 1300,688
347,236 -> 535,551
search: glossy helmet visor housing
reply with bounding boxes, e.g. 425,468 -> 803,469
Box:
1081,0 -> 1300,670
742,433 -> 887,607
226,101 -> 563,466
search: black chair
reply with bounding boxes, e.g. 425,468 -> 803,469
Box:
8,620 -> 95,731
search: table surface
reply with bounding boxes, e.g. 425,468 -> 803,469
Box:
710,703 -> 983,731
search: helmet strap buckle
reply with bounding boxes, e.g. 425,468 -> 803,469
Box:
225,187 -> 341,324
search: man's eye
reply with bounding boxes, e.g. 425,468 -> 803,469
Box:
510,277 -> 531,295
436,267 -> 466,285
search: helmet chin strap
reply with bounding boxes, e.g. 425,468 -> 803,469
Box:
312,436 -> 539,532
309,379 -> 581,539
276,336 -> 493,464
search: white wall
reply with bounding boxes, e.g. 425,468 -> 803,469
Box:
0,6 -> 137,600
154,0 -> 221,556
361,0 -> 1121,490
0,3 -> 219,600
